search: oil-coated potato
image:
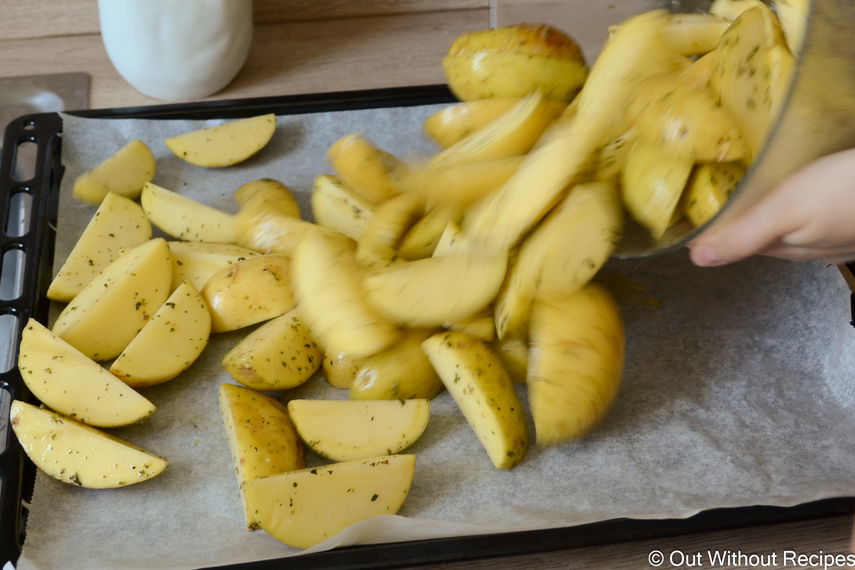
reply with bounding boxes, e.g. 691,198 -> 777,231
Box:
311,174 -> 376,241
233,178 -> 302,219
167,241 -> 258,291
327,133 -> 406,205
18,319 -> 155,427
243,455 -> 415,549
218,384 -> 305,529
10,400 -> 167,489
202,253 -> 296,333
48,192 -> 152,302
350,329 -> 443,400
141,182 -> 236,243
52,238 -> 172,361
72,139 -> 156,204
222,309 -> 322,391
165,113 -> 277,168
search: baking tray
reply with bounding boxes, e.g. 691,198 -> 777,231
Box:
1,86 -> 854,568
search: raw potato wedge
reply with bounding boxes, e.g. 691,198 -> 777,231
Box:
422,331 -> 527,469
442,24 -> 587,101
327,133 -> 406,205
406,156 -> 522,211
52,238 -> 172,361
218,384 -> 305,529
355,192 -> 425,267
141,182 -> 236,243
168,241 -> 259,291
621,143 -> 694,240
429,92 -> 562,168
222,309 -> 322,391
774,0 -> 809,55
243,454 -> 416,549
233,178 -> 301,219
364,253 -> 507,328
108,282 -> 212,388
165,113 -> 277,168
10,400 -> 167,489
528,284 -> 625,445
311,174 -> 376,241
235,197 -> 336,256
350,329 -> 443,400
293,231 -> 399,358
202,253 -> 296,333
72,139 -> 156,204
323,352 -> 366,390
424,98 -> 523,148
682,162 -> 746,227
18,319 -> 155,427
287,399 -> 430,461
494,337 -> 528,384
397,206 -> 459,261
47,192 -> 152,302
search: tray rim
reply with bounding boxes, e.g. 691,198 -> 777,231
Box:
2,85 -> 854,568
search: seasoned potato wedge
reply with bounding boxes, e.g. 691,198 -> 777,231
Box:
422,331 -> 527,469
109,282 -> 211,388
18,319 -> 155,427
364,253 -> 507,328
10,400 -> 167,489
350,329 -> 443,401
327,133 -> 406,205
424,98 -> 525,148
355,192 -> 425,267
168,241 -> 258,291
233,178 -> 301,219
682,162 -> 746,227
405,156 -> 522,211
243,455 -> 416,549
203,253 -> 295,333
311,174 -> 376,241
528,284 -> 625,445
323,352 -> 366,390
218,384 -> 305,529
52,238 -> 172,361
288,399 -> 430,461
165,113 -> 277,168
47,192 -> 152,302
293,231 -> 399,358
141,182 -> 236,243
72,139 -> 155,204
222,309 -> 322,391
398,206 -> 459,261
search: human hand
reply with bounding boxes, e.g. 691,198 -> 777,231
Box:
689,148 -> 855,267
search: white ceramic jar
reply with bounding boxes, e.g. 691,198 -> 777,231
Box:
97,0 -> 253,101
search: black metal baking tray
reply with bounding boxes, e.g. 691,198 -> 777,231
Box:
1,85 -> 853,569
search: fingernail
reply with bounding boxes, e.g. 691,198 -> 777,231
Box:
690,244 -> 725,267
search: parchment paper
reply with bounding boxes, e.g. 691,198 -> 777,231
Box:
16,106 -> 855,569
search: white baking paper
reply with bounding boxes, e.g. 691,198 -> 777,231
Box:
15,107 -> 855,570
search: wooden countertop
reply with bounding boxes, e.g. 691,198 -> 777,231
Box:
2,1 -> 853,568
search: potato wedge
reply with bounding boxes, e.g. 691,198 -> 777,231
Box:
774,0 -> 809,55
293,230 -> 399,358
422,331 -> 527,469
218,384 -> 304,529
18,319 -> 155,427
682,162 -> 746,227
350,329 -> 443,400
243,455 -> 415,549
398,206 -> 458,261
202,253 -> 295,333
528,284 -> 625,445
429,92 -> 561,168
288,399 -> 430,461
52,238 -> 172,361
364,252 -> 507,328
165,113 -> 276,168
355,192 -> 425,268
323,352 -> 366,390
235,203 -> 335,256
493,337 -> 528,384
327,133 -> 406,205
141,182 -> 236,243
168,241 -> 258,291
108,282 -> 211,388
47,192 -> 152,302
621,143 -> 694,239
10,400 -> 167,489
72,139 -> 156,204
405,156 -> 522,211
424,98 -> 535,148
311,174 -> 376,241
222,309 -> 321,391
233,178 -> 302,219
442,24 -> 587,101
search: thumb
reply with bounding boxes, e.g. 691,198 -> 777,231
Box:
688,195 -> 800,266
